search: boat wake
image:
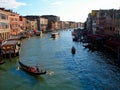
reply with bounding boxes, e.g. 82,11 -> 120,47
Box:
47,71 -> 54,76
16,66 -> 20,70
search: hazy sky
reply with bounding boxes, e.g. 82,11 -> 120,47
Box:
0,0 -> 120,22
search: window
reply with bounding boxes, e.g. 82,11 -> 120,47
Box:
0,13 -> 8,20
0,22 -> 9,29
1,14 -> 8,20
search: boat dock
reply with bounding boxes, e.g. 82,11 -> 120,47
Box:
1,40 -> 20,59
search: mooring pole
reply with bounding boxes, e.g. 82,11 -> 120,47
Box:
118,48 -> 120,64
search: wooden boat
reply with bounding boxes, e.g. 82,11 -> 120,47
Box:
19,61 -> 46,75
71,46 -> 76,54
51,32 -> 59,38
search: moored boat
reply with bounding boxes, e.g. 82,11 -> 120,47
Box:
51,32 -> 59,38
19,61 -> 46,75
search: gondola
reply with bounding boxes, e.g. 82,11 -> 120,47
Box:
71,46 -> 76,55
19,61 -> 46,75
51,32 -> 59,38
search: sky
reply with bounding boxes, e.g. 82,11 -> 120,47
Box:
0,0 -> 120,22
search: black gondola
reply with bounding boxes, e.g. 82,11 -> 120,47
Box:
71,46 -> 76,54
19,61 -> 46,75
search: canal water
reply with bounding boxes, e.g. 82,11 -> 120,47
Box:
0,30 -> 120,90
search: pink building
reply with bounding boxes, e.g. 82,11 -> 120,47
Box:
19,16 -> 27,32
0,8 -> 10,40
8,11 -> 21,35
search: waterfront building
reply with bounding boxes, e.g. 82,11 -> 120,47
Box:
114,9 -> 120,38
41,15 -> 60,31
64,21 -> 70,29
59,21 -> 65,30
19,16 -> 27,32
0,8 -> 10,40
86,9 -> 120,37
29,19 -> 37,30
39,17 -> 48,32
56,21 -> 61,30
77,22 -> 84,29
25,16 -> 40,30
41,15 -> 60,22
69,21 -> 76,29
86,9 -> 120,54
98,9 -> 115,36
25,15 -> 48,32
91,10 -> 98,34
8,10 -> 21,35
26,19 -> 31,30
86,13 -> 93,34
51,21 -> 60,31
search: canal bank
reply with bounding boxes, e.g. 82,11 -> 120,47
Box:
0,30 -> 120,90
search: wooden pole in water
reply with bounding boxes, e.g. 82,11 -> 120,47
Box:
14,50 -> 16,57
9,52 -> 11,60
4,51 -> 6,59
118,48 -> 120,64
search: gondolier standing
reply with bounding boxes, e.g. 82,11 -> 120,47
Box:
36,67 -> 39,72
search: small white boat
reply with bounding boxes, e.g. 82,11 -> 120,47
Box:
51,32 -> 59,38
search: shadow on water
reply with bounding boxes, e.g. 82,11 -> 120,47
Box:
11,66 -> 46,84
0,67 -> 7,71
96,50 -> 119,66
82,44 -> 119,66
0,57 -> 19,71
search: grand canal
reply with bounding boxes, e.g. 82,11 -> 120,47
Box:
0,30 -> 120,90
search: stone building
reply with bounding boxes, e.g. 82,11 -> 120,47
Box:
86,9 -> 120,37
0,8 -> 10,40
41,15 -> 60,31
39,17 -> 48,32
19,16 -> 27,32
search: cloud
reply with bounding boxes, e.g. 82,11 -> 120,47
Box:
51,1 -> 63,7
0,0 -> 26,9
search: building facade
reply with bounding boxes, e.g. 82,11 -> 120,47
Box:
19,16 -> 27,32
8,10 -> 21,35
0,8 -> 10,40
41,15 -> 60,31
25,16 -> 40,30
114,10 -> 120,37
86,9 -> 120,37
39,17 -> 48,32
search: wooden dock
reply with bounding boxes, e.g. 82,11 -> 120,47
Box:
1,40 -> 20,59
